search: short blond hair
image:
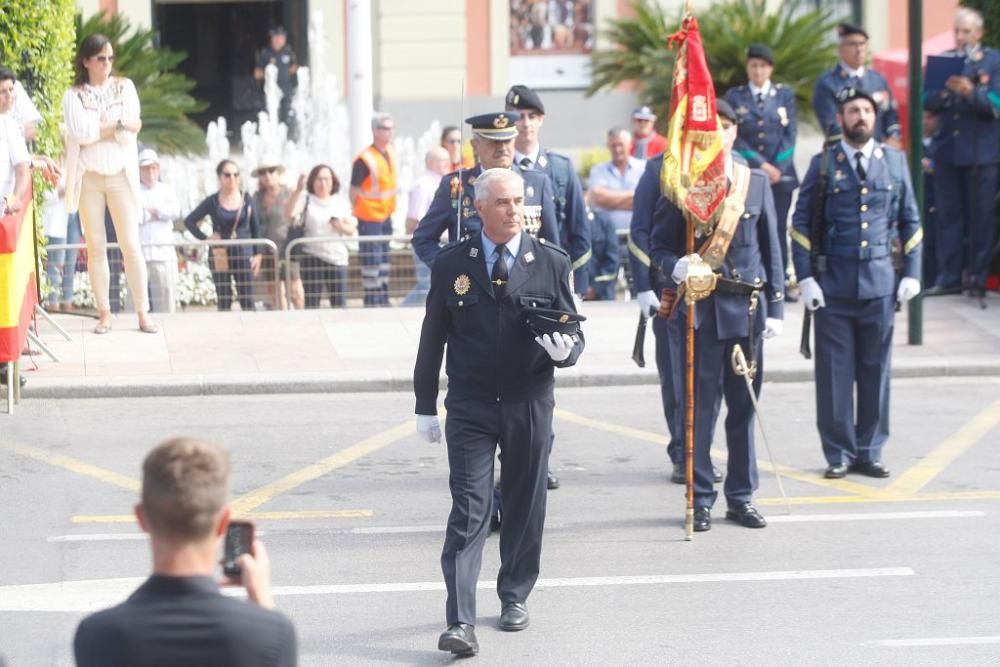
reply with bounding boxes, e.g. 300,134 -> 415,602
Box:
141,438 -> 230,540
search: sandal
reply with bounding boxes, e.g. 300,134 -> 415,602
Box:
94,321 -> 112,334
138,319 -> 159,334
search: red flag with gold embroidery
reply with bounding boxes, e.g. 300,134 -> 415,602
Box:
660,13 -> 727,231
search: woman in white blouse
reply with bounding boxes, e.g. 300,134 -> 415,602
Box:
63,34 -> 156,334
284,164 -> 356,308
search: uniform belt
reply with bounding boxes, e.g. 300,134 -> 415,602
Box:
825,243 -> 890,260
714,276 -> 762,296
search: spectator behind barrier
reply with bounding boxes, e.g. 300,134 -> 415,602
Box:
401,146 -> 450,306
73,437 -> 297,667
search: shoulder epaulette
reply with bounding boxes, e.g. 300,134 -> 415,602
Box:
537,237 -> 570,257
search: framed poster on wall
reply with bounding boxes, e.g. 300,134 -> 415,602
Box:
508,0 -> 594,89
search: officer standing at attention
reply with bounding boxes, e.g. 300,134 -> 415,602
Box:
924,7 -> 1000,297
253,27 -> 298,131
791,88 -> 922,480
413,168 -> 584,657
628,153 -> 723,486
726,44 -> 799,299
412,112 -> 559,268
650,99 -> 785,532
506,85 -> 592,298
814,24 -> 901,146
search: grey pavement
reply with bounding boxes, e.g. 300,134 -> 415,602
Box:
9,292 -> 1000,401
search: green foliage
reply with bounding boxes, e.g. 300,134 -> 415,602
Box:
960,1 -> 1000,50
588,0 -> 840,129
577,146 -> 612,183
76,12 -> 207,155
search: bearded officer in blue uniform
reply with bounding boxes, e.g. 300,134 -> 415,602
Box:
413,168 -> 584,656
791,87 -> 922,480
650,98 -> 785,532
726,44 -> 799,297
813,24 -> 901,146
629,153 -> 723,487
505,85 -> 592,298
412,112 -> 559,268
923,7 -> 1000,296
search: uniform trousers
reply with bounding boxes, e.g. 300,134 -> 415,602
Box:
653,314 -> 683,465
78,170 -> 149,314
814,295 -> 894,466
442,393 -> 553,626
685,308 -> 760,509
358,219 -> 392,307
932,161 -> 998,288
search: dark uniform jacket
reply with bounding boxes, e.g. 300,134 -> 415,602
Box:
256,45 -> 297,93
412,164 -> 558,267
726,83 -> 799,189
924,45 -> 1000,166
530,149 -> 592,292
73,575 -> 297,667
790,143 -> 922,300
650,167 -> 785,340
627,155 -> 664,294
414,232 -> 583,414
813,64 -> 901,142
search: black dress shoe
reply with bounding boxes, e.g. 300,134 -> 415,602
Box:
824,463 -> 848,479
850,461 -> 891,478
499,602 -> 529,631
0,368 -> 26,388
547,471 -> 560,490
438,623 -> 478,656
693,506 -> 711,532
725,502 -> 767,528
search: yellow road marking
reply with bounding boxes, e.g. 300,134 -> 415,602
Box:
886,399 -> 1000,497
71,509 -> 375,524
1,442 -> 140,493
229,420 -> 416,515
555,408 -> 880,496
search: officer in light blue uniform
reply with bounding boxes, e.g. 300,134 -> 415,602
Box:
726,44 -> 799,292
505,85 -> 592,297
650,98 -> 785,532
412,112 -> 559,268
791,87 -> 922,480
923,7 -> 1000,295
813,24 -> 901,144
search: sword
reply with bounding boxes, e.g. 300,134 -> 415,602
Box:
631,313 -> 647,367
730,343 -> 791,514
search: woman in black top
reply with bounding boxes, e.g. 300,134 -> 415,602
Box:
184,160 -> 263,311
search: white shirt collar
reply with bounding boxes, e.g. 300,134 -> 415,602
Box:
747,80 -> 772,98
840,138 -> 875,161
839,61 -> 865,78
514,145 -> 541,167
481,229 -> 523,262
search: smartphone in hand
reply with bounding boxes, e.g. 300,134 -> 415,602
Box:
222,520 -> 255,577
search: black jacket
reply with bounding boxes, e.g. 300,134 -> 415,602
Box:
414,231 -> 584,414
73,575 -> 296,667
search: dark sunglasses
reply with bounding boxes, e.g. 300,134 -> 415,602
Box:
221,171 -> 240,178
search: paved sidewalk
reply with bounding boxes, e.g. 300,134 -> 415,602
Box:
9,293 -> 1000,400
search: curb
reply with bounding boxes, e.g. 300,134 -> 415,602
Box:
13,362 -> 1000,400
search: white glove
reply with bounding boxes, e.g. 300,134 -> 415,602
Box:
799,277 -> 826,312
897,277 -> 920,303
637,290 -> 660,317
763,317 -> 783,339
671,253 -> 701,285
535,332 -> 575,362
416,415 -> 441,443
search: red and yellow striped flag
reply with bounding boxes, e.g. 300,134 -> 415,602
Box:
660,13 -> 727,231
0,187 -> 38,363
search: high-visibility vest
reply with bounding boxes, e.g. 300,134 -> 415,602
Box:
353,145 -> 397,221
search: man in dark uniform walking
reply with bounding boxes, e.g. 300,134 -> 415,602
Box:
726,44 -> 799,299
253,26 -> 298,134
412,112 -> 559,267
813,24 -> 901,146
923,7 -> 1000,296
791,87 -> 922,479
414,168 -> 584,656
650,99 -> 785,532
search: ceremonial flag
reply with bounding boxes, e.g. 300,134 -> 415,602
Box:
660,13 -> 727,232
0,188 -> 37,363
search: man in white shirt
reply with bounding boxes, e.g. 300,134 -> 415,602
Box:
0,68 -> 30,215
402,146 -> 450,306
137,149 -> 180,313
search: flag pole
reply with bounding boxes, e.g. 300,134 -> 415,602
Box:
683,0 -> 695,542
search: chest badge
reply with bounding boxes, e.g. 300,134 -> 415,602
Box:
777,106 -> 788,127
469,247 -> 479,258
526,185 -> 535,198
524,251 -> 535,264
454,274 -> 472,295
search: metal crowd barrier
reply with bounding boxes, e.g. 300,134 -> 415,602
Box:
43,232 -> 639,313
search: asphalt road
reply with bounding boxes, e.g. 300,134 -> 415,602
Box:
2,379 -> 1000,666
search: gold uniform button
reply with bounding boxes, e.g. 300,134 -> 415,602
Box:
758,145 -> 765,151
861,187 -> 869,195
758,120 -> 764,127
954,130 -> 960,136
757,132 -> 765,138
458,300 -> 464,306
860,240 -> 869,248
860,204 -> 868,212
861,222 -> 869,229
